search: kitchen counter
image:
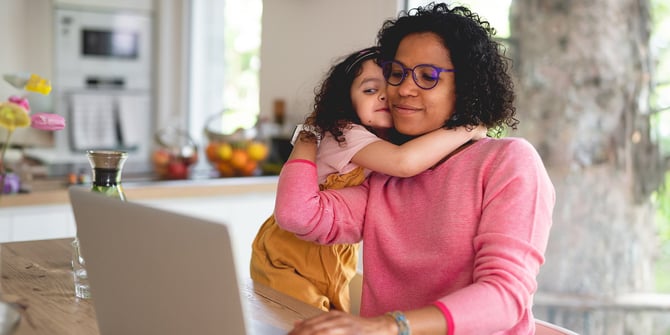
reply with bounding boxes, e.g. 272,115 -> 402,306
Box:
1,175 -> 279,273
0,175 -> 279,208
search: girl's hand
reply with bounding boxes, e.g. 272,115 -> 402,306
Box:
288,310 -> 395,335
471,125 -> 488,140
288,132 -> 319,162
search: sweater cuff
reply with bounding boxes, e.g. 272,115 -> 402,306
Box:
285,159 -> 317,168
433,301 -> 454,335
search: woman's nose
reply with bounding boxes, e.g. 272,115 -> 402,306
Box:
397,75 -> 419,96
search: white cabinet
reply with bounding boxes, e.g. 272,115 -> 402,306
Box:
137,192 -> 276,276
0,204 -> 76,243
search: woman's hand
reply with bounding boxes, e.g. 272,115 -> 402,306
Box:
288,310 -> 395,335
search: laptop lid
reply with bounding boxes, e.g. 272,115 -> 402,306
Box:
68,186 -> 282,335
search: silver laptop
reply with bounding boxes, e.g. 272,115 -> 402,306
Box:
68,186 -> 285,335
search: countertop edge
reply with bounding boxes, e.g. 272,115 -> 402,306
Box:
0,176 -> 279,208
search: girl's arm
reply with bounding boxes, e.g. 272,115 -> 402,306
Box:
351,125 -> 487,178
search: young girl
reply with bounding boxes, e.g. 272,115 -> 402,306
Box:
250,46 -> 485,312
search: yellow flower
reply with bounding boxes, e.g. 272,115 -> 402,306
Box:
0,102 -> 31,132
25,74 -> 51,95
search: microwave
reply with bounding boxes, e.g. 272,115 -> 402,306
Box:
82,29 -> 139,59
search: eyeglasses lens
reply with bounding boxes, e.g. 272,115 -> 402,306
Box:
382,61 -> 440,89
414,65 -> 439,89
382,62 -> 404,86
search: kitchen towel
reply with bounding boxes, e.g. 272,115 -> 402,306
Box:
69,93 -> 117,150
117,94 -> 150,149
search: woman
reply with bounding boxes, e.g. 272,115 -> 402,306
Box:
276,3 -> 555,335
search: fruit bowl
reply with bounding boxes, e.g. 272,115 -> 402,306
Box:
152,127 -> 198,180
204,113 -> 269,177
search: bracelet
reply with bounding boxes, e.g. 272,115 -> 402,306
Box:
290,123 -> 321,146
386,311 -> 411,335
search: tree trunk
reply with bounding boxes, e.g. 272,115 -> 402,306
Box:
509,0 -> 665,334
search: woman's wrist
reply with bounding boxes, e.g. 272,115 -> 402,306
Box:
386,311 -> 411,335
373,313 -> 401,335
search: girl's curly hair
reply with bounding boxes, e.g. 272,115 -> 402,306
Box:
305,47 -> 381,144
377,2 -> 518,137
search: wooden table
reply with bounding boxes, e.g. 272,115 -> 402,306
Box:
0,238 -> 322,334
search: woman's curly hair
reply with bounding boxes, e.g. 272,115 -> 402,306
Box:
377,2 -> 518,137
304,47 -> 381,144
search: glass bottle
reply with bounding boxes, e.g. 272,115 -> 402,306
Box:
87,150 -> 128,200
72,150 -> 127,299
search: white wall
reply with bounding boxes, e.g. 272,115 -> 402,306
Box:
0,0 -> 54,146
259,0 -> 400,126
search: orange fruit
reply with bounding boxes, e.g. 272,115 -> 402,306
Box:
216,162 -> 235,177
230,149 -> 249,169
239,160 -> 258,176
247,141 -> 269,161
205,143 -> 219,162
152,149 -> 171,166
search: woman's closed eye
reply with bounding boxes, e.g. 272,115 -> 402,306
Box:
388,70 -> 404,80
418,68 -> 439,82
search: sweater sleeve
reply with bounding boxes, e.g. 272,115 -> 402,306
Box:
437,139 -> 555,334
274,159 -> 367,244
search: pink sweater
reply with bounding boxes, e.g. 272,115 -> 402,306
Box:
274,137 -> 555,335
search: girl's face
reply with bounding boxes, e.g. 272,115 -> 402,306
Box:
350,59 -> 392,129
387,32 -> 457,136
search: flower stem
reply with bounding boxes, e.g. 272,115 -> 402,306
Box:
0,129 -> 14,175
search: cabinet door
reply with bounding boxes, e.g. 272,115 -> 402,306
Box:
1,205 -> 76,242
139,192 -> 276,277
0,212 -> 13,242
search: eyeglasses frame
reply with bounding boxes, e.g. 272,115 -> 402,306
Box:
381,60 -> 455,90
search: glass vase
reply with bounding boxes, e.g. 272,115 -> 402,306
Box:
72,150 -> 127,299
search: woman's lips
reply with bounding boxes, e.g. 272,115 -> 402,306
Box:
375,107 -> 390,113
392,104 -> 420,114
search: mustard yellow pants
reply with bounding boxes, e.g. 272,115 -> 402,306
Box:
250,167 -> 366,312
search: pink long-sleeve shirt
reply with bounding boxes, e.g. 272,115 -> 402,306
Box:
274,137 -> 555,335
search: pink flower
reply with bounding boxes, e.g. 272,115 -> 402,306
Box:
8,96 -> 30,111
30,113 -> 66,131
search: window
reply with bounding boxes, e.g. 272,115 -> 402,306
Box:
651,0 -> 670,293
651,0 -> 670,155
188,0 -> 262,143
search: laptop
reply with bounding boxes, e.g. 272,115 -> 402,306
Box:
68,186 -> 286,335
